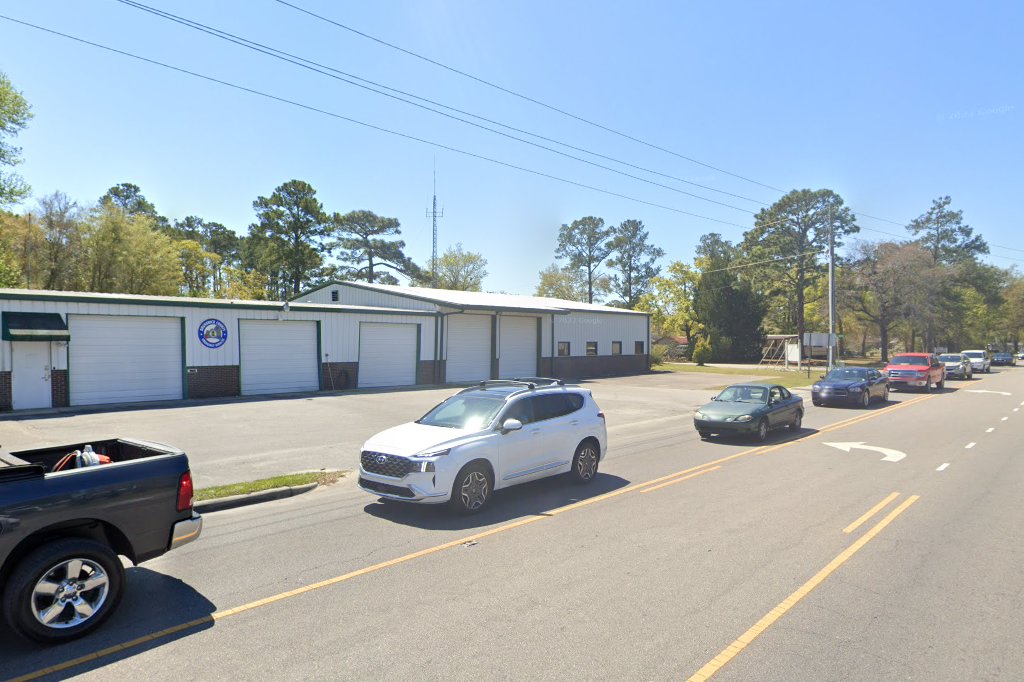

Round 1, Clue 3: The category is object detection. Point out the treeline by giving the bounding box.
[0,180,493,299]
[639,190,1023,362]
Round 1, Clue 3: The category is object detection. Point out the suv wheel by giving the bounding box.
[2,538,125,644]
[449,463,493,514]
[570,441,600,483]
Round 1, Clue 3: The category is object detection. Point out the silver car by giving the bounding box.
[939,353,973,380]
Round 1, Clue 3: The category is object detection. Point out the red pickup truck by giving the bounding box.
[884,353,946,392]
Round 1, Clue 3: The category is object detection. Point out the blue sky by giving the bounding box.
[2,0,1022,294]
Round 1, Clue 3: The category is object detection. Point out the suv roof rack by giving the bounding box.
[461,378,566,393]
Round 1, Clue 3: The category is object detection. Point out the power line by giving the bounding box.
[700,250,825,275]
[272,0,788,194]
[0,13,758,230]
[270,0,1023,258]
[112,0,767,214]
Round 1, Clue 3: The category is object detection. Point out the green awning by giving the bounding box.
[2,312,70,341]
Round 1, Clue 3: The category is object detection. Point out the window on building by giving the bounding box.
[612,341,622,355]
[330,290,339,302]
[557,342,570,356]
[635,341,645,354]
[586,342,598,356]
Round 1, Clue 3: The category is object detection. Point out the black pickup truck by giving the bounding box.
[0,438,202,643]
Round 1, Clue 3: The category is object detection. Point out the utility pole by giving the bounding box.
[827,203,836,371]
[424,160,443,288]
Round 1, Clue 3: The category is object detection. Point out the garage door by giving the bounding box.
[498,316,537,379]
[445,314,492,383]
[240,320,319,395]
[358,323,418,388]
[69,315,182,406]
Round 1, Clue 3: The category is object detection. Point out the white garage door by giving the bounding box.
[69,315,182,406]
[240,320,319,395]
[498,316,537,379]
[359,323,418,388]
[446,314,492,383]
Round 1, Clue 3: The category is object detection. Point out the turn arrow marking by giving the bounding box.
[824,441,907,462]
[966,390,1013,396]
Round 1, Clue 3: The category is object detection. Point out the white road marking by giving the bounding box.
[986,428,995,433]
[1002,417,1008,421]
[823,442,906,462]
[967,390,1013,396]
[936,463,950,471]
[966,442,976,449]
[1015,408,1020,413]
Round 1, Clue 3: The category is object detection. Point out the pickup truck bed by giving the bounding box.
[1,438,201,643]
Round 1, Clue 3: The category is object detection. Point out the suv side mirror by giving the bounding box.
[710,395,717,401]
[501,418,523,434]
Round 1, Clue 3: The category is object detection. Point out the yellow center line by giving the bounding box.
[640,465,721,494]
[10,392,939,682]
[687,495,920,682]
[842,491,901,534]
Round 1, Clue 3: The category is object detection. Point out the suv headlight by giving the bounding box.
[414,448,450,458]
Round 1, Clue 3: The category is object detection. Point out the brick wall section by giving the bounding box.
[551,354,648,381]
[322,362,357,391]
[0,371,10,411]
[51,370,69,408]
[186,365,240,399]
[418,360,441,385]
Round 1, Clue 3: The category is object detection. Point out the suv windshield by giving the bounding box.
[416,395,505,430]
[963,351,986,359]
[889,355,929,366]
[938,355,962,362]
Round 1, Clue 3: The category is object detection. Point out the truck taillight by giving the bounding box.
[177,471,194,512]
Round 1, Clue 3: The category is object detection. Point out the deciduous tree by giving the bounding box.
[417,243,487,291]
[536,263,609,302]
[0,71,33,207]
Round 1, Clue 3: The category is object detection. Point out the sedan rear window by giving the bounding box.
[938,355,962,362]
[417,395,505,430]
[963,352,986,359]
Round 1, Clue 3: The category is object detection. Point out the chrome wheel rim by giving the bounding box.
[32,558,109,630]
[758,421,768,440]
[576,447,598,480]
[793,413,802,429]
[862,392,870,407]
[460,471,489,510]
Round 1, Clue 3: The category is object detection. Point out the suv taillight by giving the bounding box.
[177,471,194,512]
[597,411,605,421]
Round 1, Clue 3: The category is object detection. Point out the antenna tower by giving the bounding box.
[425,162,443,287]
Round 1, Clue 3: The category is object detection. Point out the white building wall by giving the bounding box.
[297,284,437,311]
[0,298,436,371]
[547,312,649,358]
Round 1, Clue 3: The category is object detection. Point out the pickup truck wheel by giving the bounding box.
[570,441,599,483]
[449,463,493,515]
[924,379,932,393]
[937,377,945,390]
[3,538,125,644]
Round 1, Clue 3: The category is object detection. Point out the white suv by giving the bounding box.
[961,350,991,374]
[358,380,608,514]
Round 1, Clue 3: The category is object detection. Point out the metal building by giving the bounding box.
[0,284,649,412]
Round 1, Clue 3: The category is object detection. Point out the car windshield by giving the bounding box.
[963,351,985,359]
[889,355,929,366]
[716,386,768,403]
[824,368,870,380]
[416,395,506,430]
[938,355,962,362]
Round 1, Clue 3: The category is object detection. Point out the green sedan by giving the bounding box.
[693,383,804,442]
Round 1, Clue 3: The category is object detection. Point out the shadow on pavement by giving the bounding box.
[363,472,631,531]
[0,567,215,681]
[700,427,820,445]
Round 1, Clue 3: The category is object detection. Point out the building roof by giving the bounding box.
[306,281,648,316]
[0,288,434,316]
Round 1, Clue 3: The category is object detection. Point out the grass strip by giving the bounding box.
[194,470,347,502]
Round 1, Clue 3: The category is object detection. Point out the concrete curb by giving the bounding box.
[195,481,319,513]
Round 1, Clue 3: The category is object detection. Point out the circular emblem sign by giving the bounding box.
[198,319,228,349]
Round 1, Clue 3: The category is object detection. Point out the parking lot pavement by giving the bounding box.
[0,372,773,488]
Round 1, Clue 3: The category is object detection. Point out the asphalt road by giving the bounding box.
[2,368,1022,681]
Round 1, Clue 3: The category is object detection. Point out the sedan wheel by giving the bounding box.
[860,391,870,408]
[789,411,803,432]
[883,386,890,402]
[755,418,769,442]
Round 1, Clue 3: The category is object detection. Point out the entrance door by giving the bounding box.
[12,342,52,410]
